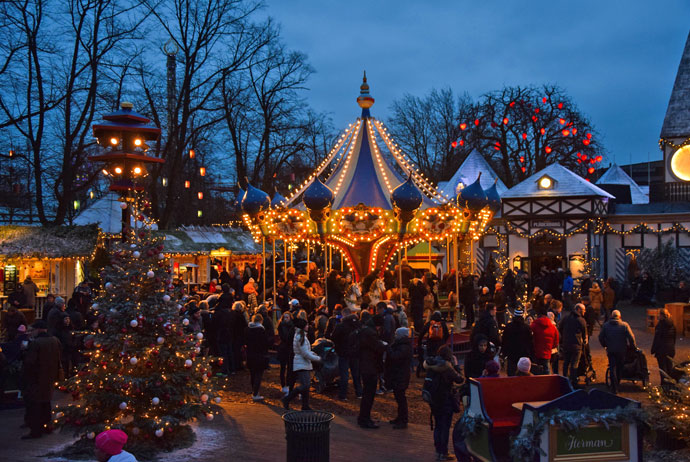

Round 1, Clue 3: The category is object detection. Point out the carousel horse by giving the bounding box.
[367,278,386,307]
[344,282,362,311]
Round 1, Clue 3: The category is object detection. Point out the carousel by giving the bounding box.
[240,74,501,304]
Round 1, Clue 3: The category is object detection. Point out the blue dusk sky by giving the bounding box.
[265,0,690,165]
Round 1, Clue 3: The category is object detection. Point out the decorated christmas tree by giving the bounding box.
[56,224,220,455]
[647,362,690,446]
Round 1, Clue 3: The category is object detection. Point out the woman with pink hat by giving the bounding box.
[95,429,137,462]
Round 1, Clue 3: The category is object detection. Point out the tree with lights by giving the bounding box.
[56,226,219,455]
[647,361,690,448]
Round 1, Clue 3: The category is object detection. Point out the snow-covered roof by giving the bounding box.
[74,192,157,234]
[596,164,649,204]
[502,163,615,199]
[438,149,508,198]
[661,30,690,138]
[0,225,99,258]
[156,226,260,255]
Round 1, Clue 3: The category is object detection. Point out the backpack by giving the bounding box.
[428,320,443,340]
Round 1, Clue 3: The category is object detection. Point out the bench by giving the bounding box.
[469,375,572,434]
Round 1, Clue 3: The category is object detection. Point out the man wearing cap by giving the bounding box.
[95,429,137,461]
[22,320,62,439]
[599,310,636,394]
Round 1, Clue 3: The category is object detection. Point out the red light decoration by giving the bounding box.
[197,192,204,200]
[587,133,592,139]
[587,167,595,174]
[585,178,591,182]
[460,123,467,130]
[459,139,465,146]
[199,167,206,176]
[572,128,578,135]
[519,156,525,163]
[542,97,548,103]
[577,159,582,164]
[491,121,498,128]
[503,117,509,125]
[559,118,566,125]
[451,141,458,148]
[534,108,540,114]
[540,128,546,135]
[532,116,539,122]
[521,167,526,173]
[545,146,552,154]
[582,139,590,146]
[596,155,603,162]
[184,181,190,188]
[522,133,528,140]
[562,129,570,136]
[558,102,563,109]
[509,101,516,107]
[474,119,480,126]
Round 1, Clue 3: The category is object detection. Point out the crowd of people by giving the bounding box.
[0,259,686,461]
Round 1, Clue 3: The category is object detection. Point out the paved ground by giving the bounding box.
[1,301,689,461]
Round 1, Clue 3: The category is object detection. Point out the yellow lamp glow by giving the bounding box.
[671,146,690,182]
[133,166,142,175]
[109,137,118,145]
[114,166,123,174]
[539,177,552,189]
[134,138,142,146]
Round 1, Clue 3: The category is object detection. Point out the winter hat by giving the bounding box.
[55,296,65,307]
[293,318,307,330]
[31,320,47,330]
[517,357,531,374]
[395,327,410,339]
[485,360,500,375]
[95,429,128,455]
[513,308,524,317]
[290,299,300,306]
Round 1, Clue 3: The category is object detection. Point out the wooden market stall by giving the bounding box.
[0,224,99,317]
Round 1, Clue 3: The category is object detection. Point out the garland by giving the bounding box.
[509,405,646,461]
[456,412,485,439]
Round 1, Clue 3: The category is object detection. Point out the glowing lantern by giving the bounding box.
[558,102,563,109]
[596,155,603,162]
[582,139,590,146]
[572,128,578,135]
[586,133,592,139]
[521,167,526,173]
[197,210,203,217]
[542,97,548,103]
[509,101,516,107]
[545,146,552,154]
[199,167,206,176]
[559,118,566,125]
[522,133,528,140]
[474,119,480,126]
[502,117,509,125]
[460,123,467,130]
[540,128,546,135]
[197,192,204,200]
[184,181,190,188]
[532,116,539,122]
[562,130,570,136]
[519,156,525,163]
[451,141,458,148]
[587,167,595,174]
[459,139,465,146]
[534,108,540,114]
[189,149,195,159]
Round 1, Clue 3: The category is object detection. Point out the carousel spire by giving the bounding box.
[356,71,375,117]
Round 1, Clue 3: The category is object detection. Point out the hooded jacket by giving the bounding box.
[244,322,268,369]
[471,309,501,349]
[292,328,320,371]
[423,356,464,411]
[598,318,636,354]
[530,316,559,360]
[464,334,493,379]
[501,316,534,361]
[386,335,413,389]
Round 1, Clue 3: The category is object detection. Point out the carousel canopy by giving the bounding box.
[0,224,99,258]
[74,192,158,234]
[283,73,446,210]
[596,164,649,204]
[439,149,508,198]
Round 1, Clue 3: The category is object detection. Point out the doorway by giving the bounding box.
[529,233,566,278]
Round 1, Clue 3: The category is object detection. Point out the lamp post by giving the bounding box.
[89,102,164,241]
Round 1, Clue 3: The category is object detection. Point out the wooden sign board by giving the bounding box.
[549,423,629,461]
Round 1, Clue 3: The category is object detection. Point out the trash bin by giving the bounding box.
[282,410,334,462]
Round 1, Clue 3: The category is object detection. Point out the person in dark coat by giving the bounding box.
[2,305,28,341]
[276,312,294,394]
[219,268,232,286]
[46,297,66,337]
[22,320,63,439]
[477,287,492,312]
[217,284,235,310]
[357,314,387,429]
[212,302,234,375]
[41,294,56,322]
[8,284,25,309]
[55,313,75,378]
[502,269,517,308]
[386,327,413,428]
[257,304,275,348]
[459,268,476,327]
[244,314,269,400]
[331,308,362,400]
[599,310,636,394]
[493,283,508,328]
[501,308,534,376]
[651,308,676,384]
[424,345,464,461]
[470,303,501,350]
[376,302,396,344]
[409,278,428,333]
[229,301,248,371]
[420,311,450,359]
[559,303,588,386]
[464,334,493,380]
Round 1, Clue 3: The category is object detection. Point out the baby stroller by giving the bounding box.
[605,346,649,389]
[311,338,339,393]
[577,343,597,385]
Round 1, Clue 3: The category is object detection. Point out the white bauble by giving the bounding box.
[157,336,165,344]
[182,318,189,326]
[120,202,128,210]
[205,413,214,421]
[110,308,117,313]
[184,359,193,368]
[163,295,171,303]
[201,394,209,402]
[130,357,138,365]
[155,429,164,437]
[132,251,140,258]
[105,282,113,290]
[147,270,155,278]
[194,347,201,354]
[176,304,182,310]
[214,397,221,404]
[119,402,127,410]
[152,397,160,405]
[55,412,64,419]
[158,253,165,260]
[196,332,204,340]
[91,303,99,310]
[131,427,140,435]
[87,432,95,439]
[130,319,138,328]
[130,244,137,249]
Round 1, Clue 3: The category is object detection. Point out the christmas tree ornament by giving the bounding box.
[147,270,155,278]
[130,244,137,249]
[130,357,138,365]
[130,319,138,328]
[196,332,204,340]
[201,394,209,402]
[158,253,165,260]
[214,397,221,404]
[120,202,128,210]
[119,402,127,410]
[105,282,113,290]
[206,414,214,421]
[131,427,140,435]
[155,429,164,437]
[185,359,193,368]
[132,251,141,258]
[194,347,201,354]
[152,397,160,405]
[87,432,95,439]
[163,295,171,302]
[182,318,190,326]
[91,303,99,310]
[157,336,165,344]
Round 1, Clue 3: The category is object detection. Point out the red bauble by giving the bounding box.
[139,232,146,238]
[146,362,153,368]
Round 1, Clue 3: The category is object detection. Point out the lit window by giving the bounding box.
[537,175,554,190]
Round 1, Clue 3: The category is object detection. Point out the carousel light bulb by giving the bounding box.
[110,137,118,145]
[114,166,123,174]
[134,138,142,146]
[133,166,142,175]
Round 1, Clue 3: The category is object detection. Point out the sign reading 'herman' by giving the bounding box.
[549,424,630,461]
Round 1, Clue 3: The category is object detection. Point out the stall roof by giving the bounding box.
[74,192,157,234]
[502,163,614,199]
[155,226,260,255]
[596,164,649,204]
[438,149,508,198]
[0,224,99,258]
